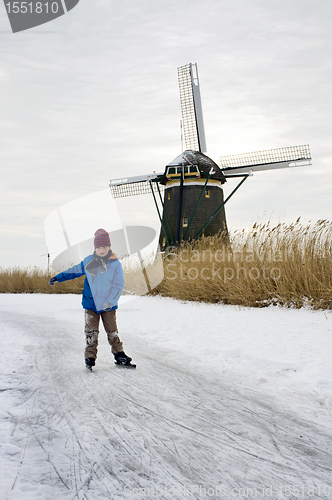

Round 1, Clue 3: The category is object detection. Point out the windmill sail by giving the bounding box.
[221,145,311,177]
[109,173,164,198]
[178,63,207,153]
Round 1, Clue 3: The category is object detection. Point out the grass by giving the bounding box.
[0,219,331,309]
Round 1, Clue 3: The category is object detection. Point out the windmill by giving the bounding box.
[110,63,312,250]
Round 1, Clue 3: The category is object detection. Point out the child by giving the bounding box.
[49,228,132,369]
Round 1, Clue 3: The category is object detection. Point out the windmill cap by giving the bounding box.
[165,150,226,183]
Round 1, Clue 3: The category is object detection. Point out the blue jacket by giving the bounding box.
[55,253,124,313]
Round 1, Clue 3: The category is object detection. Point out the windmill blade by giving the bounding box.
[109,173,164,198]
[220,145,312,177]
[178,63,207,153]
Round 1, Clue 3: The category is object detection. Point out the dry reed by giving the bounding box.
[0,267,84,294]
[0,219,331,309]
[155,219,332,309]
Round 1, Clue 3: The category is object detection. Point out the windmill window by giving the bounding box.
[183,217,188,227]
[167,191,171,200]
[205,189,210,198]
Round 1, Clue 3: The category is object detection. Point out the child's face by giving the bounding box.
[95,246,111,257]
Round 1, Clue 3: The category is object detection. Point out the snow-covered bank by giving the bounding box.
[0,294,331,499]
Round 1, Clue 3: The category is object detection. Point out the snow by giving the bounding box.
[0,293,332,499]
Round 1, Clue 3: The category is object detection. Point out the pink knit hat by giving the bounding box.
[94,228,111,249]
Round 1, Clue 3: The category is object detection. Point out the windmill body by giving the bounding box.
[158,150,227,248]
[109,63,312,251]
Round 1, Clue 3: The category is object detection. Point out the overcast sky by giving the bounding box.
[0,0,331,268]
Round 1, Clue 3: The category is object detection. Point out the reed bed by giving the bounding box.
[122,253,164,297]
[0,267,84,294]
[155,219,332,309]
[0,219,331,309]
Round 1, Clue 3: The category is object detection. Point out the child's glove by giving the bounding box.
[49,277,58,286]
[102,301,113,311]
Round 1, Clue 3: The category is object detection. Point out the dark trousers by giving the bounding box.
[84,309,123,360]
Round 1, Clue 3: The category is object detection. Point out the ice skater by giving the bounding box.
[49,228,134,369]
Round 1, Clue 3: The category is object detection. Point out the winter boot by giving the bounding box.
[114,351,132,365]
[85,357,95,370]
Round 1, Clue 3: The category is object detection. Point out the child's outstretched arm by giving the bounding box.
[48,262,84,286]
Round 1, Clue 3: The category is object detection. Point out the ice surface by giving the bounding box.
[0,294,331,499]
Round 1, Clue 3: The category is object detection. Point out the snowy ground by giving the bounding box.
[0,294,332,500]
